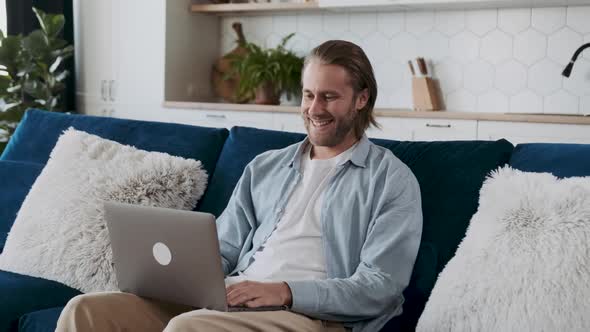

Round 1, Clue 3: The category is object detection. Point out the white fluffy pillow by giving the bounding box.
[417,166,590,332]
[0,128,208,293]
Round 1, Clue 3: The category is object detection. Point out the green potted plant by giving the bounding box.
[0,8,74,152]
[227,33,304,105]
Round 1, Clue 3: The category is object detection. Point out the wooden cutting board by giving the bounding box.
[212,22,249,103]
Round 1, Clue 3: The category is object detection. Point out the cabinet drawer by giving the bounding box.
[164,109,276,130]
[404,118,477,141]
[477,121,590,144]
[274,113,307,134]
[78,95,110,117]
[199,110,275,130]
[368,117,412,140]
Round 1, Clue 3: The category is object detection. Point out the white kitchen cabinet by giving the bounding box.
[477,121,590,144]
[162,109,276,131]
[274,113,307,134]
[404,118,478,141]
[73,0,114,109]
[369,118,477,141]
[367,117,412,140]
[197,110,276,130]
[273,113,477,141]
[74,0,165,118]
[111,0,165,106]
[76,93,121,118]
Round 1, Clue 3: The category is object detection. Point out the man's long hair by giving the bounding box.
[304,40,379,139]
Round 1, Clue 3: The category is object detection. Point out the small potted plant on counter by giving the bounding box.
[227,33,303,105]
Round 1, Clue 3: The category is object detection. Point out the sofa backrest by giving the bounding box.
[201,126,515,330]
[509,143,590,177]
[2,112,517,329]
[0,109,229,178]
[372,138,514,330]
[197,126,306,216]
[0,161,44,251]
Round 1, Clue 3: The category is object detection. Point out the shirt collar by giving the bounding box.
[285,134,370,169]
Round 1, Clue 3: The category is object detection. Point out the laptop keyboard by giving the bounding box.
[228,305,289,312]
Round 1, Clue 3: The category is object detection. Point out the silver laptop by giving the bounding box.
[103,201,286,312]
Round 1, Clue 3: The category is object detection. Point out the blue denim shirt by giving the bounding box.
[216,135,423,332]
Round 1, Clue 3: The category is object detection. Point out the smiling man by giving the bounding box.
[56,40,423,332]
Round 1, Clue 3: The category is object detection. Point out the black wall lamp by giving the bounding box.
[562,43,590,78]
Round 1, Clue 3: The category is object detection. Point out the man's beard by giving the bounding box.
[303,103,357,147]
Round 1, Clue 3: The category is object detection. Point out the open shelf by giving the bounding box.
[190,2,319,14]
[190,0,590,14]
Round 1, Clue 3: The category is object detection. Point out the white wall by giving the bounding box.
[221,6,590,114]
[0,1,6,34]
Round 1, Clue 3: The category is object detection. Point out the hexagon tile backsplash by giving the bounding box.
[221,6,590,114]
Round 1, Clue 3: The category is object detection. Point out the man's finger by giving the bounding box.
[245,298,265,308]
[231,292,258,306]
[226,281,249,294]
[227,288,249,304]
[226,281,252,299]
[228,286,264,306]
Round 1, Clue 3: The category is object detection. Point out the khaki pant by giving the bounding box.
[56,292,347,332]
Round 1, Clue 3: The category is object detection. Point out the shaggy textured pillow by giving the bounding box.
[417,166,590,331]
[0,128,207,293]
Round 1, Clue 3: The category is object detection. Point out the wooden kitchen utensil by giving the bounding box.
[408,60,416,76]
[411,57,442,111]
[416,57,428,75]
[212,22,249,103]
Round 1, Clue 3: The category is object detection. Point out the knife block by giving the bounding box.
[412,77,442,111]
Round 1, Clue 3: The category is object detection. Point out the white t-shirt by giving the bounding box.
[225,143,356,286]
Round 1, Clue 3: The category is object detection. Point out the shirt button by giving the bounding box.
[276,208,283,214]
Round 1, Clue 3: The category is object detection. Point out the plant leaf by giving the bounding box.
[33,8,48,34]
[23,80,48,99]
[0,35,22,75]
[0,102,22,113]
[54,70,68,82]
[49,56,62,73]
[23,30,50,56]
[6,84,21,93]
[48,15,66,38]
[33,8,65,39]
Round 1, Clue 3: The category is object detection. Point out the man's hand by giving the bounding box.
[226,281,293,308]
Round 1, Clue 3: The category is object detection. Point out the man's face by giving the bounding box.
[301,61,360,148]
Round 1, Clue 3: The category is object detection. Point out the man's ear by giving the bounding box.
[356,89,369,111]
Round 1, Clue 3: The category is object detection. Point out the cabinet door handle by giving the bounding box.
[101,80,108,102]
[426,123,451,128]
[108,80,116,102]
[206,114,227,119]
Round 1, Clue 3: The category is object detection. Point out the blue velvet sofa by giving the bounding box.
[1,109,589,332]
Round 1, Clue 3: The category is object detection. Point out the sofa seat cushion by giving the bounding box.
[18,307,64,332]
[0,160,44,252]
[0,109,229,178]
[0,270,80,332]
[509,143,590,178]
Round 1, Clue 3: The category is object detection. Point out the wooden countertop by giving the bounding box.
[163,101,590,125]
